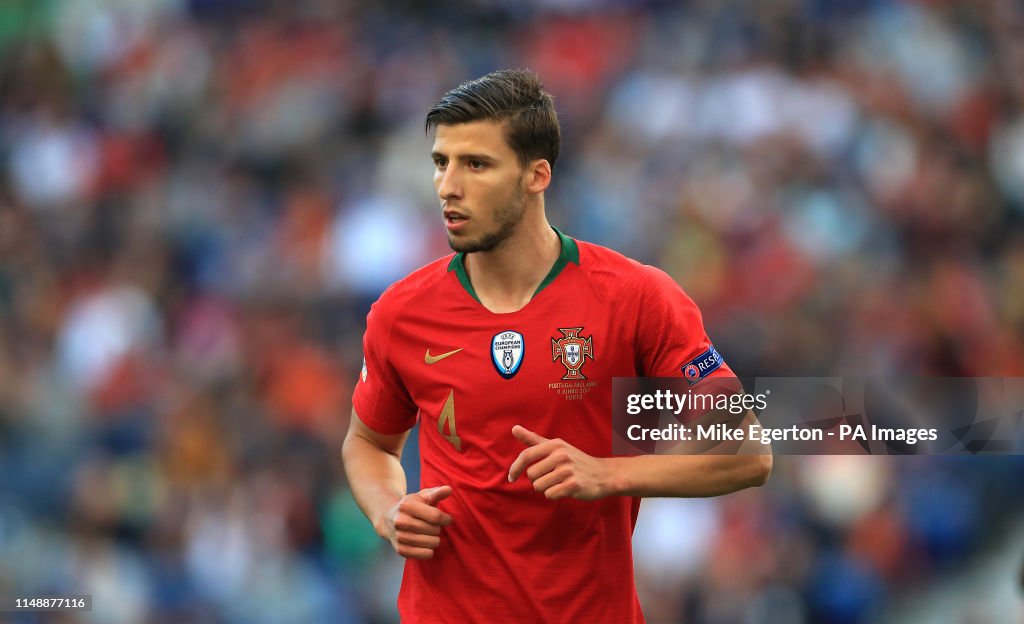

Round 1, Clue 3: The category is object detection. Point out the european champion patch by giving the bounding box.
[682,345,723,384]
[492,330,524,379]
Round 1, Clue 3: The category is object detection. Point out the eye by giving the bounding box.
[433,157,448,169]
[468,160,486,170]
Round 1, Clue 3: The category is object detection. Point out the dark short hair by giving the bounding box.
[425,69,561,170]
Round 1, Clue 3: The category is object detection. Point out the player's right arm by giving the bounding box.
[343,409,453,559]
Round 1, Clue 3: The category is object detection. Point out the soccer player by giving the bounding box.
[342,69,772,623]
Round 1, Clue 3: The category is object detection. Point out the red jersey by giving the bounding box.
[352,229,732,623]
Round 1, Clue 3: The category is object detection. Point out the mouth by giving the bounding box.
[444,209,469,231]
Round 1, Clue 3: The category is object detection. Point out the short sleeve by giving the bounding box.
[634,265,734,383]
[352,302,418,434]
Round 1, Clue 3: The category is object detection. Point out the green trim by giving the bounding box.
[448,252,481,303]
[535,227,579,294]
[447,227,579,303]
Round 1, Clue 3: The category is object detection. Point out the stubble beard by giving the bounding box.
[447,181,526,254]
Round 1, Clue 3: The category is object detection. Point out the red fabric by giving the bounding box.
[352,237,731,623]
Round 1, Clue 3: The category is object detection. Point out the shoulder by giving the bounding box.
[575,239,682,299]
[366,254,455,328]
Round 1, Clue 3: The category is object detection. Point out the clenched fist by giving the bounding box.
[379,485,454,559]
[507,426,611,500]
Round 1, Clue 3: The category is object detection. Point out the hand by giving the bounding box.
[379,485,454,559]
[507,426,611,500]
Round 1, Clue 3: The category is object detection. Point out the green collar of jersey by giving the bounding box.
[447,227,580,304]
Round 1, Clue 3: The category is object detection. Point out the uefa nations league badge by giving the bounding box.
[491,330,524,379]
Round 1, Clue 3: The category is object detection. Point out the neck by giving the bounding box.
[463,211,561,313]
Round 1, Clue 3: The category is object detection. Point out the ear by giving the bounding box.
[523,159,552,194]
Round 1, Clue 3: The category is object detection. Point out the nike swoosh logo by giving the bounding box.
[425,348,463,364]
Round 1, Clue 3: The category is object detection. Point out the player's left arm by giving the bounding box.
[507,413,771,499]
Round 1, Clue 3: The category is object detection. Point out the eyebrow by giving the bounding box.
[431,151,497,163]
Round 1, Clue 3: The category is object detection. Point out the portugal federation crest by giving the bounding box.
[551,327,594,380]
[491,330,524,379]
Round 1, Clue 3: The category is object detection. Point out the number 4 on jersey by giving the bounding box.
[438,389,462,451]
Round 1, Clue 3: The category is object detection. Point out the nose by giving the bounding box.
[436,167,463,202]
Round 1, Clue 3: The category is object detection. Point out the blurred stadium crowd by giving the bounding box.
[0,0,1023,622]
